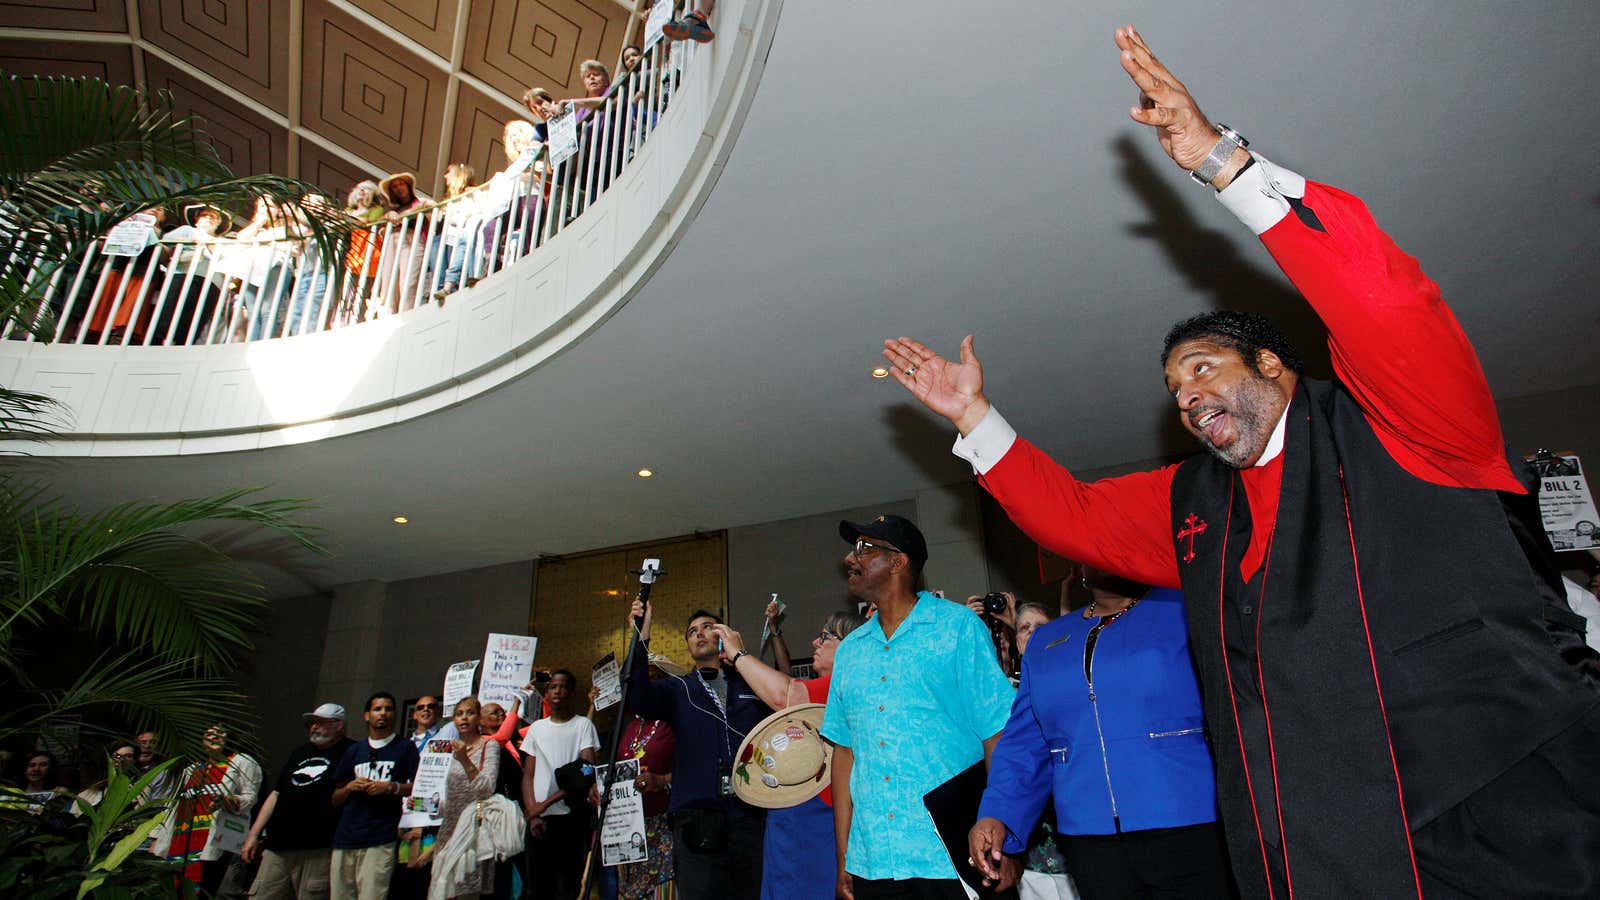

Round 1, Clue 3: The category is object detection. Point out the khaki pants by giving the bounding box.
[331,843,397,900]
[248,848,332,900]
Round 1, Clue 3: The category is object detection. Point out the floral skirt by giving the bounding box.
[618,813,673,900]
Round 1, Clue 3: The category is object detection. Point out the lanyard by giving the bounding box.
[695,671,734,760]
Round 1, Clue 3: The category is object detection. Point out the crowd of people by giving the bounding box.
[50,0,717,348]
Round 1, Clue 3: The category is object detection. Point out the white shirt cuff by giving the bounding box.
[951,406,1017,475]
[1215,153,1307,235]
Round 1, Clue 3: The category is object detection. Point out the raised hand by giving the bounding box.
[710,625,745,660]
[1115,25,1244,184]
[629,598,653,642]
[882,335,990,435]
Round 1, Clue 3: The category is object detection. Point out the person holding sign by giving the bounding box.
[883,24,1600,899]
[519,669,600,900]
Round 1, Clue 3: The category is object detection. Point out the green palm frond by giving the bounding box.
[0,74,351,341]
[1,650,258,759]
[3,486,325,670]
[0,385,70,444]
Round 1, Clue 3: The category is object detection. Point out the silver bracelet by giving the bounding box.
[1190,124,1248,186]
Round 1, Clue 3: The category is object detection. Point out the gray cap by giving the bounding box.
[302,702,346,722]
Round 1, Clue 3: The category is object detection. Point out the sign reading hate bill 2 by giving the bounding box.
[1529,453,1600,551]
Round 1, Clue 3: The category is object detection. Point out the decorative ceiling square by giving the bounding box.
[137,0,288,113]
[462,0,628,98]
[144,55,288,176]
[0,38,134,83]
[0,0,126,32]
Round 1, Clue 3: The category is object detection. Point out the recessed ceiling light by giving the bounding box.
[871,367,889,379]
[637,468,654,478]
[392,515,409,524]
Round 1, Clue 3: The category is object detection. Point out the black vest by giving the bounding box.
[1169,379,1594,899]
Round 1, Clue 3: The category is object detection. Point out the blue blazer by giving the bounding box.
[978,588,1217,846]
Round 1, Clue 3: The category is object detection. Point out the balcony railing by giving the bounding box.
[23,39,693,348]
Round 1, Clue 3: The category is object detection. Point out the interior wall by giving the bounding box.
[533,532,729,682]
[373,561,538,711]
[237,590,333,774]
[726,499,917,659]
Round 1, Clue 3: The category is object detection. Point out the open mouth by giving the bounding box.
[1192,407,1229,444]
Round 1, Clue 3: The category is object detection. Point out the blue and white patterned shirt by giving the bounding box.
[821,591,1015,881]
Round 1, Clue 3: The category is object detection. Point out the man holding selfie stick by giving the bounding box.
[622,598,771,899]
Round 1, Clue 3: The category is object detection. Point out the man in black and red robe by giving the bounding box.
[882,25,1599,900]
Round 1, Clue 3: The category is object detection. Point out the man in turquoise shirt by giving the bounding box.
[821,515,1016,900]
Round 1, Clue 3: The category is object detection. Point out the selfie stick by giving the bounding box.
[580,559,664,897]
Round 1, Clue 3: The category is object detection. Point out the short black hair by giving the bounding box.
[549,668,579,688]
[1160,310,1304,375]
[685,609,723,633]
[365,691,396,712]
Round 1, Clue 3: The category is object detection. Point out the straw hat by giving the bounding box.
[182,203,232,232]
[732,703,830,809]
[378,172,417,201]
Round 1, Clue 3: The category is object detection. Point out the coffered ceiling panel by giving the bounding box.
[297,138,380,201]
[144,56,288,177]
[0,0,126,32]
[302,0,448,180]
[446,84,519,196]
[346,0,454,61]
[0,38,133,83]
[0,0,626,204]
[137,0,289,113]
[462,0,628,99]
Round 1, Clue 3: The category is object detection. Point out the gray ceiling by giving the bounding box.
[29,0,1600,592]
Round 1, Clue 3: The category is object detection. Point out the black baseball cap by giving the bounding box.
[839,515,928,572]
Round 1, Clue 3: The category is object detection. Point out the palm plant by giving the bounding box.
[0,73,349,342]
[0,759,186,898]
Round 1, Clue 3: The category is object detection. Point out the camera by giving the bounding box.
[982,592,1010,615]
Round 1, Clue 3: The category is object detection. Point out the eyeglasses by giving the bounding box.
[817,629,842,643]
[851,538,898,560]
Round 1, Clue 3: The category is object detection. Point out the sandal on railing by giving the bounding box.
[664,11,715,43]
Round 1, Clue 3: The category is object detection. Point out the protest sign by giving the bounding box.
[103,213,157,257]
[597,758,647,866]
[592,652,621,711]
[548,108,579,165]
[399,738,453,828]
[479,633,537,708]
[1528,453,1600,551]
[212,810,249,854]
[442,659,480,713]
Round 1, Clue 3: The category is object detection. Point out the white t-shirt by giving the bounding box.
[519,715,600,816]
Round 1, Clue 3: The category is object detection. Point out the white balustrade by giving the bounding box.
[23,46,689,348]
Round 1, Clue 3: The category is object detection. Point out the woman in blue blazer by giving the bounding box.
[970,567,1234,898]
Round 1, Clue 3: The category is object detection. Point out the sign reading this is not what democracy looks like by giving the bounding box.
[479,633,537,708]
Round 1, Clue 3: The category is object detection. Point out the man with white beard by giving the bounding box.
[243,703,355,899]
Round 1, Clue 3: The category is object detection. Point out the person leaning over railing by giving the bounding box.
[340,180,388,326]
[431,163,480,300]
[280,193,335,337]
[467,121,545,285]
[377,172,429,316]
[150,203,230,345]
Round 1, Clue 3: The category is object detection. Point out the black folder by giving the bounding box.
[921,761,1020,900]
